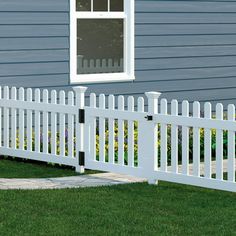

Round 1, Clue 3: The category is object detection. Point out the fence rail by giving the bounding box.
[0,86,235,192]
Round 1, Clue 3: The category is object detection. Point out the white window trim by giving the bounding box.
[70,0,135,84]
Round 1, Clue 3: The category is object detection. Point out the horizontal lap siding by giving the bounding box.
[65,0,236,107]
[1,0,236,107]
[0,0,68,11]
[68,0,236,106]
[0,0,69,87]
[133,0,236,104]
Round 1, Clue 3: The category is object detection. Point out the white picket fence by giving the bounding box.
[77,56,123,74]
[0,86,235,192]
[84,91,236,192]
[0,86,86,172]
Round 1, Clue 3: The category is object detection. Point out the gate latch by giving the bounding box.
[145,115,153,121]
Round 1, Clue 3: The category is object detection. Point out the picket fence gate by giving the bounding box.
[0,86,235,193]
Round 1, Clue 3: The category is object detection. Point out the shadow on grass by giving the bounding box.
[0,156,99,178]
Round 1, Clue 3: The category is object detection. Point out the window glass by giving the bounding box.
[110,0,123,11]
[76,0,91,11]
[93,0,108,11]
[77,19,124,74]
[76,0,123,12]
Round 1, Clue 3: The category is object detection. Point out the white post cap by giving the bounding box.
[145,91,161,99]
[73,86,88,94]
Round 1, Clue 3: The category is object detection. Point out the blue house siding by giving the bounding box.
[0,0,236,106]
[0,0,69,87]
[134,0,236,105]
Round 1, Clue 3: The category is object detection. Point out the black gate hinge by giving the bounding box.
[79,109,85,124]
[79,151,85,166]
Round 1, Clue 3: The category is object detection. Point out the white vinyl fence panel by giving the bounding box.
[0,86,87,171]
[0,86,235,193]
[84,90,236,192]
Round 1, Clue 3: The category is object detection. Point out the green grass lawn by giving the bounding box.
[0,157,235,235]
[0,182,235,235]
[0,156,97,178]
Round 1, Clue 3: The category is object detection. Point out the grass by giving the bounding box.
[0,156,97,178]
[0,157,235,235]
[0,182,235,235]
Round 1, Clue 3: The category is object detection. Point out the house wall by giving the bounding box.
[0,0,69,87]
[1,0,236,107]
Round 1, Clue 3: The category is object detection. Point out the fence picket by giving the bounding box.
[34,89,41,152]
[68,91,74,158]
[83,59,88,72]
[216,103,223,180]
[120,58,123,68]
[137,97,144,167]
[227,104,235,182]
[114,60,119,71]
[59,91,66,157]
[90,93,97,161]
[19,87,25,150]
[42,90,49,154]
[193,101,200,177]
[95,59,100,73]
[137,97,144,113]
[77,55,83,71]
[108,59,112,70]
[3,86,9,148]
[160,99,168,171]
[204,102,212,179]
[102,59,106,71]
[171,100,178,173]
[118,95,125,165]
[182,100,189,175]
[108,94,115,164]
[11,87,17,149]
[26,88,33,151]
[128,96,135,167]
[99,94,106,162]
[90,60,95,71]
[51,90,57,155]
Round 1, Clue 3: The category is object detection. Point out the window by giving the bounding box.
[70,0,135,83]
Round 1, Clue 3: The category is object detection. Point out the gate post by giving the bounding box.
[139,91,161,184]
[73,86,88,173]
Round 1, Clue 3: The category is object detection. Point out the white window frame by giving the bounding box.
[70,0,135,84]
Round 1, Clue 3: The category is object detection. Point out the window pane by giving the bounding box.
[76,0,91,11]
[77,19,124,74]
[110,0,123,11]
[93,0,107,11]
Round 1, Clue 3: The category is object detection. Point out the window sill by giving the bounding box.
[70,73,135,84]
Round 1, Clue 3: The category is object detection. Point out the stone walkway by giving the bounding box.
[0,159,234,190]
[168,159,235,175]
[0,173,146,190]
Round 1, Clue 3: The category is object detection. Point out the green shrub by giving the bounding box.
[96,122,232,165]
[12,122,232,165]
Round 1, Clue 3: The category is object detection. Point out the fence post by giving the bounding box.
[139,91,161,184]
[73,86,88,173]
